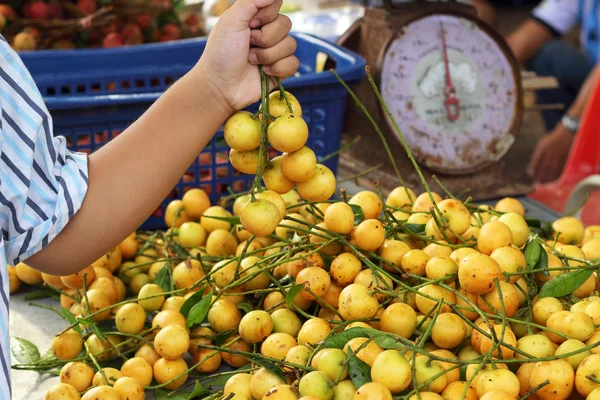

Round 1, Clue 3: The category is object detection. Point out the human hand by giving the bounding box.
[527,124,574,183]
[194,0,299,115]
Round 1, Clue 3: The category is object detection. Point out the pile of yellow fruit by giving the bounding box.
[9,88,600,400]
[8,183,600,400]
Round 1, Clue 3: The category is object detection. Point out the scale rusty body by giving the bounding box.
[335,0,528,200]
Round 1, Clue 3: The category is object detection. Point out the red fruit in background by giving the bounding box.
[121,23,143,45]
[151,0,172,8]
[23,26,42,43]
[47,0,64,18]
[184,14,199,28]
[135,13,153,30]
[102,19,120,35]
[51,39,76,49]
[77,0,97,16]
[159,24,181,42]
[102,32,123,48]
[12,32,37,51]
[29,1,50,19]
[185,14,199,33]
[148,27,160,42]
[21,2,33,18]
[0,5,16,19]
[89,29,101,44]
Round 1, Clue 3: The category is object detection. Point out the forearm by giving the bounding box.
[506,19,553,63]
[471,0,495,26]
[26,69,231,275]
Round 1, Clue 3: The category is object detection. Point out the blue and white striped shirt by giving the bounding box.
[533,0,600,64]
[0,36,89,398]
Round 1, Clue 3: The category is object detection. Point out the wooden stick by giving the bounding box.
[520,71,538,78]
[525,104,565,111]
[522,76,559,91]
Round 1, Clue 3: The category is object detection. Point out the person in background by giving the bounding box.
[507,0,600,183]
[0,0,296,395]
[361,0,496,26]
[471,0,496,26]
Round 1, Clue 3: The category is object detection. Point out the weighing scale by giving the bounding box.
[336,0,530,200]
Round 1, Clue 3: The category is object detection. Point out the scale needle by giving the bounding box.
[441,20,460,122]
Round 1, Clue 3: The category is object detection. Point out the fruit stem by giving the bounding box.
[362,66,430,198]
[519,380,550,400]
[249,66,271,200]
[340,187,348,203]
[196,343,314,371]
[319,135,361,163]
[305,286,344,320]
[275,77,294,113]
[417,300,442,348]
[84,341,109,385]
[409,351,422,400]
[330,68,410,196]
[57,288,186,337]
[337,164,382,184]
[432,175,457,200]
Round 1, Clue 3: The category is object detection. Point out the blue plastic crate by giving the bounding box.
[19,33,366,230]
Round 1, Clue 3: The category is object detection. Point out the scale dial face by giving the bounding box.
[380,14,521,174]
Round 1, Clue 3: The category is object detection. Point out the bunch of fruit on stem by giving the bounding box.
[224,86,337,240]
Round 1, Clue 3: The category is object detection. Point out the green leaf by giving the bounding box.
[405,223,426,234]
[180,290,206,318]
[53,307,81,335]
[524,239,542,272]
[529,227,545,237]
[323,327,373,349]
[97,319,118,334]
[38,348,56,363]
[11,337,40,365]
[172,242,191,259]
[157,9,181,27]
[173,0,186,11]
[188,381,210,399]
[524,217,541,228]
[286,284,305,308]
[538,269,594,299]
[322,254,334,272]
[349,204,365,225]
[253,357,286,382]
[237,302,253,314]
[372,334,409,349]
[346,348,371,389]
[535,249,550,277]
[154,264,172,292]
[77,317,105,339]
[187,294,213,328]
[323,327,409,350]
[24,290,57,301]
[214,329,237,346]
[541,222,554,238]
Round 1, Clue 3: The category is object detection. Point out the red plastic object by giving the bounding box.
[528,75,600,224]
